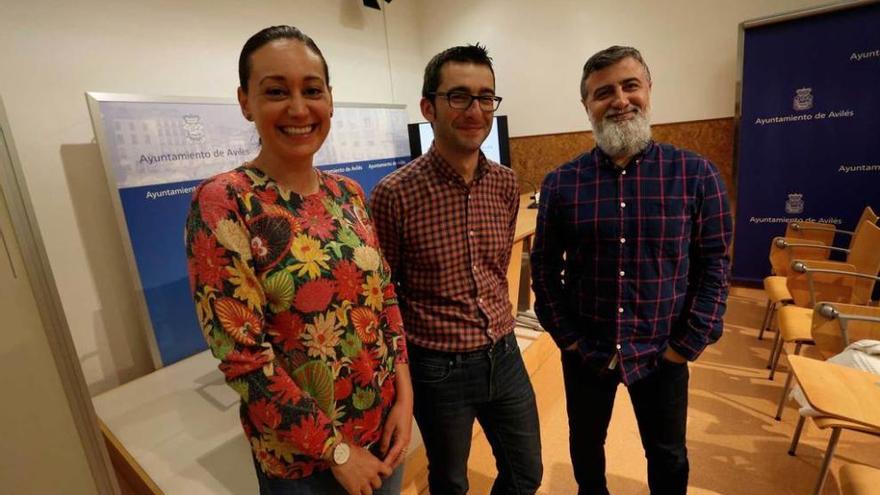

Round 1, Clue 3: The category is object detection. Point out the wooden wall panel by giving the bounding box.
[509,117,737,211]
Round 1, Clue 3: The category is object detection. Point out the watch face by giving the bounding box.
[333,442,351,465]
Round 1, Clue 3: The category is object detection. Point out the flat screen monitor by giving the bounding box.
[407,115,510,166]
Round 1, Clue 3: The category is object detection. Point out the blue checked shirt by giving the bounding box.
[530,141,732,384]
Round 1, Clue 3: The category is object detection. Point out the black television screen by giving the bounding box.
[407,115,510,166]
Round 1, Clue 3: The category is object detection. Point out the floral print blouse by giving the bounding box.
[185,165,407,479]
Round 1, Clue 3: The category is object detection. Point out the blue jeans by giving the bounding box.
[409,332,543,495]
[561,350,690,495]
[254,461,404,495]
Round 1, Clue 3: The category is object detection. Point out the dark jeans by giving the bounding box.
[561,351,689,495]
[253,460,404,495]
[409,333,543,495]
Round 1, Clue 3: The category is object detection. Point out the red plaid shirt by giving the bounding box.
[370,146,519,352]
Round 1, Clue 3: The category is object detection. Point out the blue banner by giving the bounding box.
[734,3,880,283]
[89,95,409,366]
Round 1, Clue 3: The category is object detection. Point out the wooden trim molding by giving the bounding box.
[101,420,164,495]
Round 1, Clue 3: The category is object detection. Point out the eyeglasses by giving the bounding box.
[430,91,503,111]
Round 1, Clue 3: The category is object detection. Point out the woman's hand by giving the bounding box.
[380,364,413,468]
[330,444,391,495]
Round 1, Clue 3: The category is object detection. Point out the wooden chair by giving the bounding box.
[759,237,827,341]
[777,301,880,419]
[759,206,878,341]
[788,206,876,245]
[785,303,880,494]
[766,219,880,381]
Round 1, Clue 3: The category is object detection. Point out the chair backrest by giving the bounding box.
[784,221,836,245]
[784,206,876,250]
[858,206,878,231]
[840,206,879,250]
[787,260,857,308]
[845,220,880,303]
[768,237,826,276]
[812,302,880,359]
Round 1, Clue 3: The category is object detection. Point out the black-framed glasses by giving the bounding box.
[431,91,503,111]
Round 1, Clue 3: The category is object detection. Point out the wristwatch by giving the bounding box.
[331,441,351,466]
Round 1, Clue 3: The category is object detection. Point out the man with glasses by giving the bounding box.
[530,46,732,495]
[370,44,542,495]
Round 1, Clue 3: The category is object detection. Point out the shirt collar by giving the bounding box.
[593,140,656,171]
[427,144,491,186]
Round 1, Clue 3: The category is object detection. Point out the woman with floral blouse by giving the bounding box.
[185,25,412,495]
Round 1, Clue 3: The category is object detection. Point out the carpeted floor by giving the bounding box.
[462,287,879,494]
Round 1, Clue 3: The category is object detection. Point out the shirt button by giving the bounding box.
[619,270,625,277]
[478,297,483,303]
[620,202,626,208]
[620,238,626,244]
[472,264,477,271]
[621,170,627,175]
[618,307,624,313]
[469,230,475,237]
[616,344,622,350]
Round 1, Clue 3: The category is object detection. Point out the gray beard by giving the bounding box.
[591,110,652,160]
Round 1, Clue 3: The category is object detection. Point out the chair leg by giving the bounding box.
[775,368,796,421]
[812,428,841,495]
[758,299,774,340]
[767,324,782,370]
[772,341,802,389]
[758,299,773,340]
[788,415,807,455]
[768,332,784,380]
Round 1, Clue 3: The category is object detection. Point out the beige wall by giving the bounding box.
[413,0,826,137]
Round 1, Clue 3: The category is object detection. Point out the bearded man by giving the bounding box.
[529,46,732,495]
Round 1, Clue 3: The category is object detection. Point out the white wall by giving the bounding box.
[413,0,828,137]
[0,0,424,394]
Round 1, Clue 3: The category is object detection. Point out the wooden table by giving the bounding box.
[95,350,428,495]
[787,355,880,495]
[506,193,539,316]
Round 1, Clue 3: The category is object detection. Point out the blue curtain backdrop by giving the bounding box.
[734,2,880,283]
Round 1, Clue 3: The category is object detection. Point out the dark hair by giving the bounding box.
[422,44,494,100]
[580,45,651,100]
[238,25,329,92]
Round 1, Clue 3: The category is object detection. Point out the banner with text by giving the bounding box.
[734,3,880,283]
[87,94,409,366]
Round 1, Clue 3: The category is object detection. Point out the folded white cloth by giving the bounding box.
[790,339,880,417]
